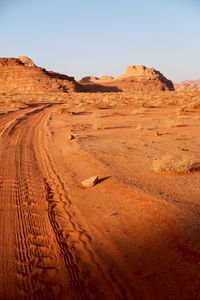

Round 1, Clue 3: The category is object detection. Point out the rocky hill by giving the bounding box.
[0,58,174,94]
[0,57,80,93]
[79,65,174,92]
[174,80,200,91]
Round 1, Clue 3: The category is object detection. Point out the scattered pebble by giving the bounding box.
[155,131,161,136]
[109,212,119,217]
[69,111,75,115]
[68,134,75,140]
[104,212,119,218]
[81,176,98,188]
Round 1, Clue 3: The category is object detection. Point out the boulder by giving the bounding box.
[18,56,36,67]
[81,176,98,188]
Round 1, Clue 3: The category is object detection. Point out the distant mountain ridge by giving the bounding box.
[181,79,200,84]
[174,79,200,91]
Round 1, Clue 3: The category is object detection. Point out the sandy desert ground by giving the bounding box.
[0,91,200,300]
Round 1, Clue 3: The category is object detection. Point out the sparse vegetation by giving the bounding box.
[92,113,105,130]
[56,104,70,114]
[152,154,194,174]
[0,91,200,111]
[169,118,182,128]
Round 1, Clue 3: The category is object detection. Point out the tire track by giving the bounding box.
[0,106,66,299]
[35,108,126,300]
[14,134,61,299]
[0,104,125,300]
[34,109,101,299]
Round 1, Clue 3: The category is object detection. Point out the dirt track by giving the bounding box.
[0,105,105,300]
[0,104,200,300]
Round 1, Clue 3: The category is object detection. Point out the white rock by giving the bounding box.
[81,176,98,188]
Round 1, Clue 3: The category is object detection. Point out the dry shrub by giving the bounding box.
[167,117,183,127]
[56,104,69,114]
[92,113,105,129]
[153,154,194,174]
[188,100,200,109]
[142,102,154,108]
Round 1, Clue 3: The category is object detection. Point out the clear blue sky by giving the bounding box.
[1,0,200,82]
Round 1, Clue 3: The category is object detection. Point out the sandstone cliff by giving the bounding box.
[79,65,174,92]
[0,57,79,93]
[110,65,174,91]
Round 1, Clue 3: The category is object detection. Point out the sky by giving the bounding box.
[0,0,200,83]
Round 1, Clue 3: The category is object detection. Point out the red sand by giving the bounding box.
[0,102,199,299]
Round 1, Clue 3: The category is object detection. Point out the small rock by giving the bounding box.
[81,176,98,188]
[69,111,75,115]
[68,134,75,140]
[155,131,160,136]
[109,212,119,217]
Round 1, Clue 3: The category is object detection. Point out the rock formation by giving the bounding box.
[0,58,174,94]
[0,57,80,93]
[111,65,174,91]
[79,65,174,92]
[80,75,114,83]
[80,76,100,82]
[18,56,36,67]
[174,80,200,91]
[99,76,114,82]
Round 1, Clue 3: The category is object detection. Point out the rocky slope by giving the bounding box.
[0,57,80,93]
[174,80,200,91]
[80,65,174,92]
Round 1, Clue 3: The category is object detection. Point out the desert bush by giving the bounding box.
[56,104,69,114]
[169,118,182,127]
[152,154,193,174]
[92,113,105,129]
[4,98,29,107]
[142,102,154,108]
[166,99,178,106]
[188,100,200,109]
[177,106,187,113]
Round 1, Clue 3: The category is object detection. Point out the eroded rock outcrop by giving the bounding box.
[99,76,114,82]
[18,56,36,67]
[80,76,100,82]
[112,65,174,91]
[0,57,80,93]
[79,65,174,92]
[80,75,114,83]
